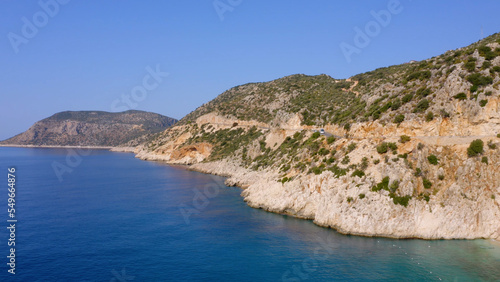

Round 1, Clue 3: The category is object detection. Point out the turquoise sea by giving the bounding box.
[0,147,499,281]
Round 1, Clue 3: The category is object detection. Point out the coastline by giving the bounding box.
[188,161,500,243]
[5,143,498,243]
[139,154,498,241]
[0,144,113,150]
[109,146,136,153]
[0,144,139,153]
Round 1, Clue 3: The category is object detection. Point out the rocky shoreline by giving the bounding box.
[136,153,500,241]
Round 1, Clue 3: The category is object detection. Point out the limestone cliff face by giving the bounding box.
[189,158,500,240]
[1,110,177,147]
[136,33,500,240]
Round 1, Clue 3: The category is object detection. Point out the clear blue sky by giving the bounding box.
[1,0,500,140]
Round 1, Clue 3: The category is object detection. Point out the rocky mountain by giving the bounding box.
[136,33,500,240]
[1,110,177,147]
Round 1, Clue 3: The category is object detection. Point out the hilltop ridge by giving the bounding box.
[1,110,177,147]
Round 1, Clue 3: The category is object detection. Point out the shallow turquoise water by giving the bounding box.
[0,147,499,281]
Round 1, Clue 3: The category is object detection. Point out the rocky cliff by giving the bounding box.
[136,33,500,240]
[1,110,177,147]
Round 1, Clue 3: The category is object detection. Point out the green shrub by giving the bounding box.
[487,141,496,149]
[423,178,432,189]
[259,140,267,151]
[479,99,488,107]
[407,70,431,81]
[328,164,347,178]
[351,170,365,178]
[485,91,492,96]
[373,159,380,165]
[481,156,488,164]
[372,176,390,192]
[482,61,492,70]
[359,193,365,199]
[467,139,484,157]
[402,93,413,104]
[310,164,326,175]
[280,164,291,172]
[387,142,398,151]
[325,157,335,165]
[464,59,476,72]
[438,174,445,180]
[423,195,430,202]
[454,92,467,100]
[467,73,493,87]
[341,155,350,164]
[414,99,430,113]
[389,180,400,193]
[416,87,431,97]
[311,132,321,139]
[360,157,369,171]
[347,143,357,153]
[327,136,336,144]
[425,112,434,122]
[400,135,411,143]
[295,162,306,171]
[478,45,499,60]
[415,167,422,177]
[394,114,405,124]
[347,197,353,203]
[427,155,439,165]
[318,148,330,156]
[498,134,500,138]
[391,194,412,207]
[376,142,388,154]
[391,99,401,111]
[380,102,392,113]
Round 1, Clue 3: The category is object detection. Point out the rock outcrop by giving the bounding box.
[1,110,177,147]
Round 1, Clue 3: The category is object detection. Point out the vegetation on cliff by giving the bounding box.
[142,33,500,215]
[180,33,500,130]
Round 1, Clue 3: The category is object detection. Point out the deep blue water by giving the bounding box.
[0,147,499,281]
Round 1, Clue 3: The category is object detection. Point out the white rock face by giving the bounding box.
[188,159,500,240]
